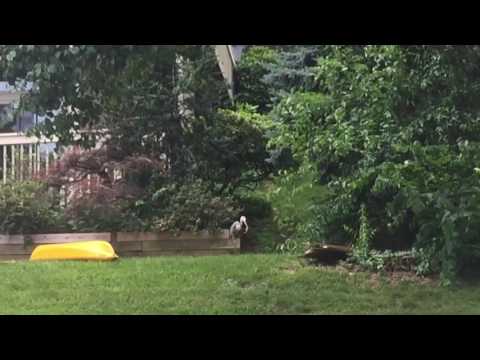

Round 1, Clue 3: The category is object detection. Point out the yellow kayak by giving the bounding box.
[30,241,119,262]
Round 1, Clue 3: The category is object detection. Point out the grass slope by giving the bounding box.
[0,255,479,315]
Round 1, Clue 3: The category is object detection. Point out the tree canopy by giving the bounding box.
[0,45,272,191]
[236,45,480,284]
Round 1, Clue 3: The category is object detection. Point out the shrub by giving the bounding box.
[351,204,376,264]
[266,45,480,284]
[233,168,328,253]
[189,105,275,194]
[44,146,161,233]
[149,180,243,232]
[346,250,418,274]
[0,181,65,234]
[267,168,329,250]
[237,196,272,220]
[64,188,145,233]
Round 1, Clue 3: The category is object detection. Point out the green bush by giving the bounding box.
[234,168,329,253]
[347,250,418,274]
[148,180,243,232]
[188,105,274,194]
[0,179,240,235]
[237,196,272,220]
[266,169,328,245]
[0,181,65,234]
[266,45,480,284]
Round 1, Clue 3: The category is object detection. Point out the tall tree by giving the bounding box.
[0,46,225,172]
[0,45,271,194]
[266,45,480,283]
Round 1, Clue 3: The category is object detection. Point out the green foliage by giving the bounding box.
[189,104,274,194]
[238,167,329,253]
[351,204,376,264]
[268,92,332,166]
[1,46,179,147]
[0,45,241,186]
[232,194,279,252]
[0,45,271,231]
[347,250,418,274]
[0,180,145,234]
[236,46,279,112]
[0,181,65,234]
[65,197,145,233]
[267,168,328,242]
[237,195,272,220]
[0,178,243,235]
[7,43,480,286]
[349,207,419,273]
[264,45,480,284]
[263,45,327,94]
[149,180,243,232]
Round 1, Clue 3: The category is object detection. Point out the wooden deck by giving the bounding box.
[0,133,57,184]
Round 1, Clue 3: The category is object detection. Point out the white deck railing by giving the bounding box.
[0,133,57,184]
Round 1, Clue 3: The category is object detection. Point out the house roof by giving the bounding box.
[215,45,247,100]
[228,45,247,67]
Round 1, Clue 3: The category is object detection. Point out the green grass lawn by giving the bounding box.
[1,254,480,315]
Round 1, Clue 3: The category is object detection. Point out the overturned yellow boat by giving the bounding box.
[30,241,119,262]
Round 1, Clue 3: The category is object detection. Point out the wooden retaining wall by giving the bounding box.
[0,230,240,261]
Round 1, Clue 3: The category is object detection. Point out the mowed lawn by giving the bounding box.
[1,254,480,315]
